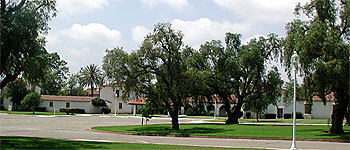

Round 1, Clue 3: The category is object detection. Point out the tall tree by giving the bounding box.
[283,0,349,133]
[103,23,197,130]
[0,0,57,89]
[40,52,69,95]
[79,64,101,97]
[196,33,283,124]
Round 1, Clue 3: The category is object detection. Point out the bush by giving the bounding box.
[238,111,244,118]
[59,108,85,115]
[284,114,292,119]
[186,107,207,116]
[34,107,46,112]
[102,107,111,114]
[245,112,251,119]
[296,112,304,119]
[0,106,5,110]
[264,113,276,119]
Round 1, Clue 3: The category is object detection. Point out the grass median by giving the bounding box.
[92,124,350,141]
[0,136,261,150]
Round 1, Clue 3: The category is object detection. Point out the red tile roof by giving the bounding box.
[84,90,100,96]
[40,95,97,102]
[312,93,335,102]
[128,98,147,105]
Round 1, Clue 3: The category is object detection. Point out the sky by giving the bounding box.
[46,0,309,78]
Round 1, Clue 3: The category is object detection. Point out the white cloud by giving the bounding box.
[56,0,109,15]
[213,0,309,23]
[141,0,188,10]
[131,26,151,44]
[46,23,122,73]
[61,23,121,46]
[171,18,252,49]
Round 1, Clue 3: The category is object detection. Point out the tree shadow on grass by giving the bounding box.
[128,125,225,136]
[317,132,350,141]
[0,136,108,150]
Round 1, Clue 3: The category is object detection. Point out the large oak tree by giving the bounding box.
[283,0,349,133]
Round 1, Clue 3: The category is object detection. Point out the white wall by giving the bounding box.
[40,101,100,114]
[311,101,332,119]
[100,86,136,114]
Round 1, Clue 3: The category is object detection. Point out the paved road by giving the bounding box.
[0,114,349,150]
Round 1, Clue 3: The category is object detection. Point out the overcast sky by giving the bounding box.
[46,0,308,78]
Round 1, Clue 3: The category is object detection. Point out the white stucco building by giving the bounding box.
[100,85,145,114]
[40,95,100,114]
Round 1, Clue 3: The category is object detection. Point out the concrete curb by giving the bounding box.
[88,128,350,143]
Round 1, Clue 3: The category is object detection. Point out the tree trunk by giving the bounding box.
[90,84,94,97]
[169,108,180,130]
[226,101,243,124]
[329,104,347,133]
[256,112,259,123]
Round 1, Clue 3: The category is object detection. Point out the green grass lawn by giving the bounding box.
[92,124,350,141]
[0,110,67,115]
[0,136,261,150]
[181,115,339,124]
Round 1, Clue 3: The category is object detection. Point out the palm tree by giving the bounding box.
[79,64,101,97]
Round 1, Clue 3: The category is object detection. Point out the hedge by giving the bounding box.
[264,113,276,119]
[59,108,85,115]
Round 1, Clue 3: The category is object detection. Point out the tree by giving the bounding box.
[0,78,29,110]
[103,23,196,130]
[92,98,107,113]
[21,92,41,114]
[79,64,101,97]
[283,0,349,133]
[40,52,69,95]
[195,33,283,124]
[0,0,57,89]
[63,74,86,96]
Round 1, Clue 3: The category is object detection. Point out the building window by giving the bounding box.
[116,90,120,98]
[66,102,70,108]
[49,102,53,107]
[119,103,122,109]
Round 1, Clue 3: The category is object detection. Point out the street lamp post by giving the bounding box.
[290,51,299,150]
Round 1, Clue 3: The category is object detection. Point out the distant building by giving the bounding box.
[40,95,100,114]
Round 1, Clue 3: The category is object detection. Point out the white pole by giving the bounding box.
[54,108,56,116]
[133,105,137,116]
[290,61,297,150]
[114,100,117,116]
[214,100,217,120]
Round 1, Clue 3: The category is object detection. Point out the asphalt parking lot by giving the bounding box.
[0,114,349,150]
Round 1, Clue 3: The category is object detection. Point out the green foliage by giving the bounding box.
[195,33,283,124]
[40,53,69,95]
[0,79,29,110]
[103,23,198,130]
[283,0,349,133]
[263,113,276,119]
[63,74,87,96]
[186,107,208,116]
[140,103,154,119]
[21,92,41,114]
[92,98,107,108]
[59,108,85,115]
[79,64,102,97]
[0,0,57,89]
[101,107,111,114]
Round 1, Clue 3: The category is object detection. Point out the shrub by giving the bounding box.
[238,111,244,118]
[92,98,107,107]
[245,112,251,119]
[59,108,85,115]
[0,106,5,110]
[102,107,111,114]
[284,114,292,119]
[296,112,304,119]
[21,92,41,114]
[186,107,207,116]
[264,113,276,119]
[34,107,46,112]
